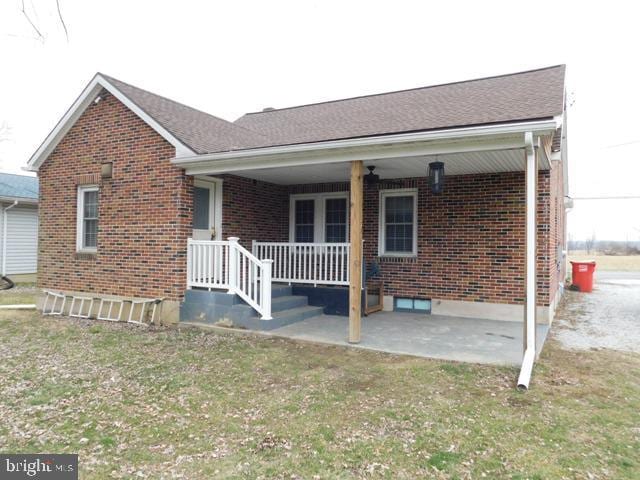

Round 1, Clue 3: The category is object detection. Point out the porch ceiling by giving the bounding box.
[220,148,533,185]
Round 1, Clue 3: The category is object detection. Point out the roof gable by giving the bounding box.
[100,75,268,154]
[27,65,566,169]
[234,65,566,148]
[26,73,268,170]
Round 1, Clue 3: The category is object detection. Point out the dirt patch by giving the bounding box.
[0,284,37,305]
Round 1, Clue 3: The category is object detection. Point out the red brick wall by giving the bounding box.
[37,90,192,301]
[289,172,554,307]
[547,158,566,305]
[220,175,288,248]
[37,89,562,309]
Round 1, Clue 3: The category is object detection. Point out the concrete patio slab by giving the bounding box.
[270,312,549,365]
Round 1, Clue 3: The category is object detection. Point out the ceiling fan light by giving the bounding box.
[365,166,380,185]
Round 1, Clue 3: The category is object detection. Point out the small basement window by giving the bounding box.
[394,297,431,313]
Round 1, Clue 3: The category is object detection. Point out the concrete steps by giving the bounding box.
[179,283,323,331]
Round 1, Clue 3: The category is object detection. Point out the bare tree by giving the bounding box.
[0,123,11,171]
[585,232,597,255]
[55,0,69,41]
[20,0,44,42]
[0,123,9,142]
[567,232,574,253]
[19,0,69,42]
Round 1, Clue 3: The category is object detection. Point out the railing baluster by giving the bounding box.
[293,244,297,281]
[237,242,351,287]
[207,244,212,287]
[312,245,317,286]
[330,245,335,282]
[196,244,201,284]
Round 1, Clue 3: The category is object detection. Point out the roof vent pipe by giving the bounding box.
[262,107,275,112]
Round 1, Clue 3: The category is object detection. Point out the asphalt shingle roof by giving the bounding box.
[0,173,38,200]
[234,65,566,149]
[101,75,269,154]
[102,65,565,155]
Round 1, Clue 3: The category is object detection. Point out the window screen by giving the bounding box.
[384,195,414,253]
[295,199,315,242]
[325,198,347,242]
[83,190,98,248]
[193,186,210,229]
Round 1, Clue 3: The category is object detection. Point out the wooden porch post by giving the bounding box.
[349,160,364,343]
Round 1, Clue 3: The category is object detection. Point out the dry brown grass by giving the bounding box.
[0,309,638,479]
[569,253,640,271]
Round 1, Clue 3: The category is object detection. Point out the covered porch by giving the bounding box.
[177,121,559,385]
[270,311,549,366]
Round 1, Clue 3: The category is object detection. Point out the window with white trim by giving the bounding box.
[289,193,349,242]
[378,189,417,256]
[294,199,315,242]
[77,185,99,252]
[324,197,347,242]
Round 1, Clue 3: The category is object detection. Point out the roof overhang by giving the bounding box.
[171,119,559,176]
[25,74,195,172]
[0,196,38,205]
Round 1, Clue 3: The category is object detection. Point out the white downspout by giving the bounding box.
[2,200,18,276]
[517,132,537,390]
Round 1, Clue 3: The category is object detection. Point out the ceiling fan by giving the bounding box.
[364,166,403,187]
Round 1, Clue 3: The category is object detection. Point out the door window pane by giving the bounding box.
[325,198,347,242]
[295,199,315,242]
[193,186,210,229]
[384,195,414,253]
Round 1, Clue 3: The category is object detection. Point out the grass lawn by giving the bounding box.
[568,253,640,272]
[0,310,638,479]
[0,284,37,305]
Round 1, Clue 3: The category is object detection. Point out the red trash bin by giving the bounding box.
[570,261,596,292]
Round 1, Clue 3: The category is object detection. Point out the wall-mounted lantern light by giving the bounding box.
[428,161,445,194]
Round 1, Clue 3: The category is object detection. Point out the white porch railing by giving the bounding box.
[187,237,272,319]
[252,241,350,286]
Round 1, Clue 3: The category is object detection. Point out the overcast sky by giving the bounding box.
[1,0,639,241]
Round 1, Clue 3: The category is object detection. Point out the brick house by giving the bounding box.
[27,66,569,383]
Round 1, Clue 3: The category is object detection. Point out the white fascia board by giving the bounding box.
[173,119,558,175]
[26,74,195,171]
[0,196,38,205]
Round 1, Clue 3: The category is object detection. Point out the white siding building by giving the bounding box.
[0,173,38,281]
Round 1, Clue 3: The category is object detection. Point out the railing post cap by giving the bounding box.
[263,259,274,264]
[228,237,240,242]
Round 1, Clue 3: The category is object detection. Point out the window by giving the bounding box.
[76,185,99,252]
[193,186,210,229]
[379,189,417,256]
[289,193,349,242]
[294,199,315,242]
[394,297,431,313]
[325,198,347,242]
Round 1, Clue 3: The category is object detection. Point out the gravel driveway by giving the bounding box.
[555,270,640,352]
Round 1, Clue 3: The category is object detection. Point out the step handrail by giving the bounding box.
[187,237,272,320]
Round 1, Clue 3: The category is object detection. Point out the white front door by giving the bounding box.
[192,179,220,240]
